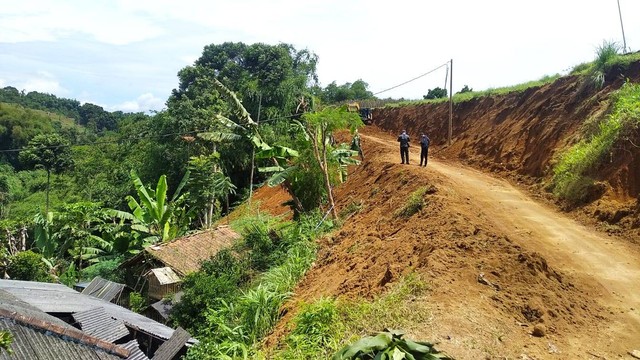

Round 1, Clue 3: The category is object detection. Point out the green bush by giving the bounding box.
[129,292,146,314]
[80,256,125,282]
[171,250,250,333]
[394,187,429,218]
[0,331,13,355]
[7,250,51,282]
[332,329,452,360]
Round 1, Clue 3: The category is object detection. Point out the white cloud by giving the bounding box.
[112,93,165,113]
[0,78,5,88]
[19,71,67,95]
[0,1,163,45]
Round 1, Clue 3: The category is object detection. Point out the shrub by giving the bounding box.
[332,329,452,360]
[129,292,146,314]
[80,256,125,283]
[0,331,13,355]
[171,250,250,332]
[394,187,429,218]
[6,250,51,282]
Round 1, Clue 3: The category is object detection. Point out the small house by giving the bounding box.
[146,267,181,301]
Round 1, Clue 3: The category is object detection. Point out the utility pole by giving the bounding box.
[448,59,453,146]
[617,0,628,53]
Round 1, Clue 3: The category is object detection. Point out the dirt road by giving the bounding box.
[361,130,640,355]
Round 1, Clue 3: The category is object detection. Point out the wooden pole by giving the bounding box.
[448,59,453,146]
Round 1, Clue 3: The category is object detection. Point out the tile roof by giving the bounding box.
[81,277,126,303]
[145,226,240,276]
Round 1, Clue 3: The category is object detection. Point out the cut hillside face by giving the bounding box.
[372,62,640,242]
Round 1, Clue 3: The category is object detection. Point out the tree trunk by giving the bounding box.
[282,181,304,214]
[46,170,50,215]
[226,195,230,225]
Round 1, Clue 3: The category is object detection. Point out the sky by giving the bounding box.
[0,0,638,113]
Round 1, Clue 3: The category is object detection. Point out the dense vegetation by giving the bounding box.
[0,42,368,352]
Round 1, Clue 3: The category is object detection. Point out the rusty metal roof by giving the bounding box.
[148,267,181,285]
[72,307,129,343]
[0,280,189,341]
[145,226,240,276]
[81,276,126,302]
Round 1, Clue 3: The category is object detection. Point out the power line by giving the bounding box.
[373,62,450,96]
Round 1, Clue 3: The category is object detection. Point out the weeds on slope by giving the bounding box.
[181,210,335,360]
[552,81,640,204]
[266,273,434,359]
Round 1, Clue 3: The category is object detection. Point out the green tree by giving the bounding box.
[423,87,448,100]
[213,173,237,224]
[7,250,51,282]
[457,85,473,94]
[299,106,363,219]
[18,133,73,214]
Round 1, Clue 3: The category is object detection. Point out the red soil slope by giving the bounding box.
[264,66,640,359]
[373,63,640,241]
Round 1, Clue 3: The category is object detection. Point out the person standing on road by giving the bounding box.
[397,130,410,164]
[419,133,430,167]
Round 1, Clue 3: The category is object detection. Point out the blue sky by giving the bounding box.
[1,0,638,113]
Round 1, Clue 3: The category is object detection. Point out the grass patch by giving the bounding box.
[552,81,640,204]
[339,199,364,219]
[266,273,432,360]
[384,74,560,109]
[394,187,429,218]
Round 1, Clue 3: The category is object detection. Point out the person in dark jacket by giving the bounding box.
[419,134,430,167]
[397,130,410,164]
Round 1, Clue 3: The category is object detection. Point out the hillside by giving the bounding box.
[372,61,640,242]
[263,64,640,359]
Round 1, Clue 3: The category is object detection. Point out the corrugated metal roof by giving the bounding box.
[151,327,191,360]
[145,226,241,276]
[148,267,181,285]
[0,318,124,360]
[81,277,126,302]
[121,340,150,360]
[72,307,129,343]
[0,289,71,329]
[0,280,191,342]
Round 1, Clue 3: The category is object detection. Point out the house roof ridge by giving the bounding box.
[0,307,130,358]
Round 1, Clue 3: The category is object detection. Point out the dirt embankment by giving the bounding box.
[372,62,640,241]
[264,131,640,359]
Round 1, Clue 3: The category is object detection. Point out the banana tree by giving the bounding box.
[213,172,237,224]
[109,170,191,244]
[256,144,305,213]
[297,106,363,219]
